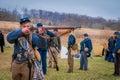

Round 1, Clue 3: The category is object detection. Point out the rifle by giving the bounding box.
[30,26,81,30]
[18,37,44,80]
[58,29,72,37]
[54,47,60,53]
[30,26,80,37]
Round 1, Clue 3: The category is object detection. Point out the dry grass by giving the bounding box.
[0,21,19,29]
[0,47,13,80]
[0,21,116,55]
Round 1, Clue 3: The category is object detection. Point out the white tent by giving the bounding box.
[60,46,80,59]
[60,46,68,59]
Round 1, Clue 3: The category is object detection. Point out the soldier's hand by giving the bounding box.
[86,53,91,57]
[22,27,31,35]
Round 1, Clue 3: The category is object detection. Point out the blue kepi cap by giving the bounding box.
[20,17,30,24]
[114,31,119,35]
[37,23,43,28]
[83,33,88,37]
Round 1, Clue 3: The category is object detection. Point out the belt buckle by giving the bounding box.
[17,53,22,61]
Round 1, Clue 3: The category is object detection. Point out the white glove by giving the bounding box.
[112,53,115,58]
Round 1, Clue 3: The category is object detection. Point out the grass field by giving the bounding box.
[0,47,120,80]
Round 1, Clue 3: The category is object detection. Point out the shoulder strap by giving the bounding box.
[19,36,41,61]
[24,37,41,61]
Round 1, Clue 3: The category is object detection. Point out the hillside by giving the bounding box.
[1,8,120,30]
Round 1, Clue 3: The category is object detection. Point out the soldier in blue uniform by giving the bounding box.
[78,33,92,71]
[36,23,55,75]
[7,17,41,80]
[112,32,120,76]
[67,32,76,73]
[107,36,115,62]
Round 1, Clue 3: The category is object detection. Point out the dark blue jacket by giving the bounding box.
[37,30,55,50]
[108,37,116,52]
[113,36,120,54]
[0,33,5,46]
[57,37,61,50]
[80,38,92,54]
[7,29,41,62]
[68,34,76,47]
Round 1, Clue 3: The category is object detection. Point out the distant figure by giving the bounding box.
[102,43,108,60]
[112,32,120,76]
[78,33,93,71]
[106,36,116,62]
[67,32,76,73]
[0,30,5,53]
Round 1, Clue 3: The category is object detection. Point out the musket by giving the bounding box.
[58,29,72,37]
[30,26,80,37]
[30,26,81,30]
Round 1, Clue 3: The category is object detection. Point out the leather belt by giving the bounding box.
[14,60,28,64]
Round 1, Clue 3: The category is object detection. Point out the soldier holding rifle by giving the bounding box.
[31,25,79,73]
[48,28,61,71]
[36,23,55,75]
[7,17,41,80]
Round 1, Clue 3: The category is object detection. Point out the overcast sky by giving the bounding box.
[0,0,120,20]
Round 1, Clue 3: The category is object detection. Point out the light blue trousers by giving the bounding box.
[80,51,88,70]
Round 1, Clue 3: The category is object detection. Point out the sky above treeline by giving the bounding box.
[0,0,120,20]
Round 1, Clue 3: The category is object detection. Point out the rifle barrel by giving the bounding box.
[31,26,80,30]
